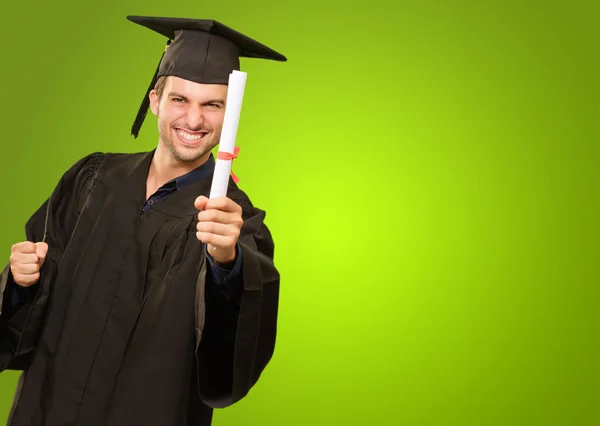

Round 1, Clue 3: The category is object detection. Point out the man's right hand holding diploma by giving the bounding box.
[9,241,48,287]
[194,195,243,266]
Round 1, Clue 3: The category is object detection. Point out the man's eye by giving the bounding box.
[172,97,184,103]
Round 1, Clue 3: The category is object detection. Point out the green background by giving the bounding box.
[1,0,598,425]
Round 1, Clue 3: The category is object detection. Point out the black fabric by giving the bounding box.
[0,150,280,425]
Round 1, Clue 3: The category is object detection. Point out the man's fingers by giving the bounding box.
[8,241,47,287]
[14,272,40,286]
[197,209,240,225]
[13,263,41,275]
[196,221,235,237]
[195,196,240,213]
[194,196,209,211]
[12,241,37,254]
[197,209,223,223]
[10,252,39,264]
[205,197,241,213]
[35,242,48,259]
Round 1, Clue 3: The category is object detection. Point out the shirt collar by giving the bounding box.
[163,152,216,191]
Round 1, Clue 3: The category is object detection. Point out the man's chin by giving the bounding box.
[174,151,206,163]
[174,145,212,163]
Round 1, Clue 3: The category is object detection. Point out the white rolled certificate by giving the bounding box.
[209,70,247,199]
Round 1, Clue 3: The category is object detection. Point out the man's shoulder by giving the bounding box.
[226,183,269,220]
[67,150,152,178]
[51,150,153,198]
[227,184,253,207]
[73,150,150,167]
[65,150,148,170]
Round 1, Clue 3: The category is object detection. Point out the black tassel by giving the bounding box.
[131,40,171,139]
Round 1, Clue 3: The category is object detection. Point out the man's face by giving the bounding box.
[149,76,227,163]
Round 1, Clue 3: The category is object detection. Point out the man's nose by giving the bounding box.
[185,106,204,130]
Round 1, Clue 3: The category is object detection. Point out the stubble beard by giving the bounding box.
[157,111,221,163]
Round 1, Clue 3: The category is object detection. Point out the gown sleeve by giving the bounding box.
[196,195,280,408]
[0,152,105,372]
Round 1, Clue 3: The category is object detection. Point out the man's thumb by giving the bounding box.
[194,195,209,211]
[35,242,49,262]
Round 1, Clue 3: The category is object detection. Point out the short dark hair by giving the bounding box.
[154,76,167,99]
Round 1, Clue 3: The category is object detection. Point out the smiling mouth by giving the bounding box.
[176,128,208,142]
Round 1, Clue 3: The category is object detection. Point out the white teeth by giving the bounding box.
[177,130,205,141]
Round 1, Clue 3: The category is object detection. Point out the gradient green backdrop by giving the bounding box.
[1,0,598,425]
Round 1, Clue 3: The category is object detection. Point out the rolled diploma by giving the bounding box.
[209,70,247,199]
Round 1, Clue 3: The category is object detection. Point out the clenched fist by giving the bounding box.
[194,196,243,265]
[9,241,48,287]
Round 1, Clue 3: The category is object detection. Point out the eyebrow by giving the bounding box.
[168,92,225,106]
[168,92,188,100]
[202,98,225,106]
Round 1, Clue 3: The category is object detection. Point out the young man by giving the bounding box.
[0,15,286,426]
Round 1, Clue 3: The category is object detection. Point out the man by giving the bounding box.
[0,15,286,426]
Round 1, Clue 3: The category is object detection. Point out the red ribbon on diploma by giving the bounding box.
[217,146,240,184]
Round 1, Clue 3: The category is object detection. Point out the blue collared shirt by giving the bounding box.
[12,153,242,309]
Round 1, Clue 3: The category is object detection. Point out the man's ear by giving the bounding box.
[149,90,159,116]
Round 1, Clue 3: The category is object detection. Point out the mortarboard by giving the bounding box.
[127,15,287,138]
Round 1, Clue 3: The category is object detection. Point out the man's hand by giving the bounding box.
[9,241,48,287]
[194,196,243,265]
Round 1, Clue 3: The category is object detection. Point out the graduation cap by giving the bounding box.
[127,15,287,138]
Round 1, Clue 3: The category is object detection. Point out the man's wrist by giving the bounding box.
[211,245,237,267]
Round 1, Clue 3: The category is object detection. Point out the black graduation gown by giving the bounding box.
[0,150,280,426]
